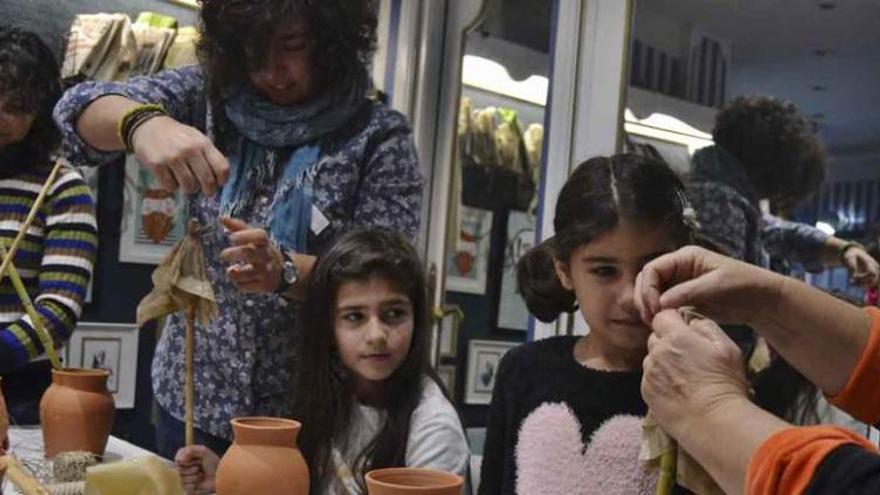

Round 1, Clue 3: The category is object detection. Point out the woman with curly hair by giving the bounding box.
[54,0,422,457]
[688,95,877,284]
[0,25,97,423]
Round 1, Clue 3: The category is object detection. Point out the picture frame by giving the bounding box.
[438,305,463,358]
[465,339,518,405]
[496,211,535,331]
[67,322,139,409]
[119,155,187,264]
[446,206,493,295]
[436,364,457,398]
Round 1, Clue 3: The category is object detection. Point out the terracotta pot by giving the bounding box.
[365,467,464,495]
[39,368,115,458]
[215,417,309,495]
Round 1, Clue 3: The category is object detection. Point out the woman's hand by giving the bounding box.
[175,445,219,495]
[642,310,749,439]
[219,217,285,294]
[841,246,880,288]
[634,246,785,326]
[131,115,229,196]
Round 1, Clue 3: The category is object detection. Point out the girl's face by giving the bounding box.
[0,96,35,150]
[247,19,317,106]
[334,276,414,396]
[555,220,678,355]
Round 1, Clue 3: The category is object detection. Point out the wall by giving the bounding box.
[4,0,199,451]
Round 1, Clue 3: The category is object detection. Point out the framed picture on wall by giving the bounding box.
[464,339,518,405]
[446,206,493,295]
[438,305,463,358]
[119,155,186,264]
[67,322,139,409]
[496,211,535,331]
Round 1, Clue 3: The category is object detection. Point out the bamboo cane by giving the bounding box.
[185,304,196,446]
[0,243,61,369]
[0,454,51,495]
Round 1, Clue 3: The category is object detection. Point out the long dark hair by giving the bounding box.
[517,154,695,322]
[296,229,439,491]
[0,25,62,174]
[197,0,377,151]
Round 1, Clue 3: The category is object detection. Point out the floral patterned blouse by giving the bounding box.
[54,65,423,439]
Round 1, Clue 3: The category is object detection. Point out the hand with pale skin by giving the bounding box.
[841,245,880,288]
[218,217,286,294]
[642,309,789,495]
[175,445,219,495]
[130,114,230,196]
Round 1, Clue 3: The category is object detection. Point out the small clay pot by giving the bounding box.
[215,417,309,495]
[39,368,115,458]
[365,467,464,495]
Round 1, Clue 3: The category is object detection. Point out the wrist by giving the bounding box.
[118,103,168,153]
[837,241,864,264]
[275,249,299,295]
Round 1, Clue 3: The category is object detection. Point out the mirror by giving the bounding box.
[623,1,880,300]
[439,0,554,409]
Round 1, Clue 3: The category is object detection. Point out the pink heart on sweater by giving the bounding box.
[515,403,657,495]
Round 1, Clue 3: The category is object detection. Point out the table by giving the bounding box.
[3,426,161,494]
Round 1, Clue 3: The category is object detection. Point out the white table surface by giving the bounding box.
[4,426,162,494]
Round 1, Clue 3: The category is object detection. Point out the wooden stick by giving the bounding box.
[0,162,63,284]
[0,454,51,495]
[0,244,61,369]
[185,304,196,446]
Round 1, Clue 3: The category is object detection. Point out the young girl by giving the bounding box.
[176,229,470,494]
[478,154,694,494]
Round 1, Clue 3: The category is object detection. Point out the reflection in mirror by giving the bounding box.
[441,0,552,407]
[623,0,880,432]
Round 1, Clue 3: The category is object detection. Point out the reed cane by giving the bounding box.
[185,304,196,446]
[0,454,51,495]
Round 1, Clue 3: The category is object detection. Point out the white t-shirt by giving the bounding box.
[326,378,470,494]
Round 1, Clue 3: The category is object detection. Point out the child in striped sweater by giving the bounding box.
[0,26,97,423]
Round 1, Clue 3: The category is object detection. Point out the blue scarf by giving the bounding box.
[220,73,366,252]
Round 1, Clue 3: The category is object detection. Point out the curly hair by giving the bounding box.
[0,25,62,170]
[713,96,826,207]
[197,0,377,97]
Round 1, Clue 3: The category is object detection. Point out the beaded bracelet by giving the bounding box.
[117,103,168,153]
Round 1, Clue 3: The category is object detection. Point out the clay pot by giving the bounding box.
[39,368,115,458]
[215,417,309,495]
[365,467,464,495]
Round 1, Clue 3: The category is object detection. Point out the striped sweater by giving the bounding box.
[0,166,97,373]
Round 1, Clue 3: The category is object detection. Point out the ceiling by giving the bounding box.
[637,0,880,156]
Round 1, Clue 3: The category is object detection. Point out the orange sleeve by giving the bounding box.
[746,426,878,495]
[827,307,880,424]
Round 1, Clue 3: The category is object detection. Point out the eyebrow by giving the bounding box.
[581,250,670,265]
[336,297,411,311]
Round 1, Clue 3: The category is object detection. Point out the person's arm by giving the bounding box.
[53,66,228,195]
[349,117,424,240]
[404,386,471,479]
[821,236,879,287]
[0,171,97,373]
[478,353,513,495]
[636,246,871,397]
[761,213,828,272]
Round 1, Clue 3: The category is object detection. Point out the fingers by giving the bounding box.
[657,269,723,311]
[650,309,687,338]
[220,245,273,265]
[186,151,219,197]
[204,143,231,188]
[152,164,179,192]
[170,160,199,194]
[175,445,208,465]
[220,216,250,233]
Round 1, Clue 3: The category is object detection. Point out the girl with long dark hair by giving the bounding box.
[176,229,469,494]
[479,154,695,494]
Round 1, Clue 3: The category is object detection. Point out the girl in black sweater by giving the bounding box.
[478,154,696,494]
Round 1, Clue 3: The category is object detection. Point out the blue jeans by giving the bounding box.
[155,406,232,460]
